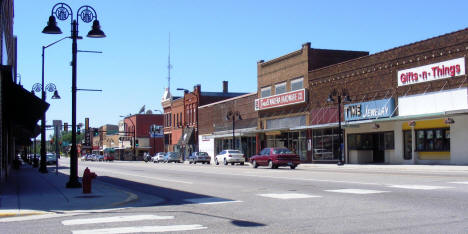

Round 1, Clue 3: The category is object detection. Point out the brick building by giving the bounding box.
[198,93,258,159]
[307,28,468,164]
[121,114,164,160]
[162,81,247,158]
[255,43,368,162]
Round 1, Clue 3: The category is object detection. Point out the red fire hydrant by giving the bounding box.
[82,167,97,194]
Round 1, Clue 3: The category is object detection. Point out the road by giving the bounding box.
[3,159,468,233]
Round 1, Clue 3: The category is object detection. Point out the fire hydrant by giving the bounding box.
[82,167,97,194]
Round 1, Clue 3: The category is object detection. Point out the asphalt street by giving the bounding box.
[2,159,468,234]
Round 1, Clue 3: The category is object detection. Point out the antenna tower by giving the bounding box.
[167,33,173,92]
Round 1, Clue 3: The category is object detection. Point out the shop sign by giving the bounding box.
[255,88,306,111]
[397,57,465,86]
[344,98,395,121]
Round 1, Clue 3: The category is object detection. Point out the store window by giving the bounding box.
[261,87,271,97]
[415,128,450,151]
[347,131,394,150]
[275,82,286,95]
[312,128,339,161]
[291,77,303,91]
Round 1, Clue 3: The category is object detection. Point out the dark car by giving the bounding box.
[250,148,300,169]
[165,152,182,163]
[188,152,211,164]
[46,153,57,165]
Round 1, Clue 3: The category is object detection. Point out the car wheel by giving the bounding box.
[240,162,244,166]
[215,158,219,165]
[231,162,235,165]
[268,160,274,169]
[252,160,258,168]
[290,165,296,169]
[223,158,228,165]
[194,161,196,164]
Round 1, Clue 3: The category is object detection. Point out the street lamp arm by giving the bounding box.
[44,36,70,49]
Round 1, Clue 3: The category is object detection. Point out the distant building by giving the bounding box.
[162,81,248,158]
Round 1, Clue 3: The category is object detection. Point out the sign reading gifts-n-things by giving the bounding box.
[344,98,395,121]
[397,57,465,86]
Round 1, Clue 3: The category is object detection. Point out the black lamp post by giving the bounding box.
[32,82,61,173]
[120,115,136,161]
[226,111,242,150]
[327,89,350,166]
[42,3,106,188]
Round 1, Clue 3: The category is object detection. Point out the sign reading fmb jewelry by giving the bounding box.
[255,88,306,111]
[398,57,465,86]
[344,98,395,121]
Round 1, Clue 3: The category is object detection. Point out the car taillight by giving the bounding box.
[228,154,232,157]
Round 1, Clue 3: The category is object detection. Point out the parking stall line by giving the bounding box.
[62,214,174,226]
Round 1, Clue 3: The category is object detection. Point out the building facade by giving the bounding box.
[198,93,258,159]
[308,28,468,165]
[255,43,369,162]
[162,81,247,158]
[121,114,164,160]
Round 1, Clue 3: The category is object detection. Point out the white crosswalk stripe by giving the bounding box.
[72,224,207,234]
[387,185,452,190]
[258,193,321,199]
[325,189,388,194]
[62,214,174,225]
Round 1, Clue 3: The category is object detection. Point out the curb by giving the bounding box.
[0,210,51,218]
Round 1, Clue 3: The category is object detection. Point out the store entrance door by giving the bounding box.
[372,133,385,163]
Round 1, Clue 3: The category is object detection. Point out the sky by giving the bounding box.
[14,0,468,136]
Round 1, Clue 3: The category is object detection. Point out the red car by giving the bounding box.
[250,148,300,169]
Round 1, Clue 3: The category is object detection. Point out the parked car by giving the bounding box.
[46,153,57,165]
[152,152,165,163]
[250,147,300,169]
[215,150,245,165]
[165,152,182,163]
[96,155,104,162]
[187,152,211,164]
[143,153,152,162]
[104,155,114,162]
[81,155,87,161]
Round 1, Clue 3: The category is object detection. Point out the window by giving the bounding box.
[347,131,394,150]
[275,82,286,95]
[291,77,303,91]
[261,87,271,97]
[415,128,450,152]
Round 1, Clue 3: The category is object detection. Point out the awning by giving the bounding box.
[2,66,49,137]
[177,127,194,146]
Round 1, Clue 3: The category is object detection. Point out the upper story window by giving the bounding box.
[291,77,304,91]
[275,82,286,95]
[261,87,271,98]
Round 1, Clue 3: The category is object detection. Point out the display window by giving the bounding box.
[415,128,450,152]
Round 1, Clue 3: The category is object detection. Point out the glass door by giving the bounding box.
[403,130,412,160]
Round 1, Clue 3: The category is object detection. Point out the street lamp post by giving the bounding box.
[31,82,61,173]
[120,115,136,161]
[226,111,242,150]
[42,3,106,188]
[327,89,351,166]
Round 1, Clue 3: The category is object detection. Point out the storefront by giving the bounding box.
[343,98,396,164]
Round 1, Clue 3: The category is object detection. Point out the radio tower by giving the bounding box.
[167,33,173,92]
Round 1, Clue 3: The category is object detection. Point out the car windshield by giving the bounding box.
[227,150,241,154]
[199,152,208,156]
[273,148,293,154]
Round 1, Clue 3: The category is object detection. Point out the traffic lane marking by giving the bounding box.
[325,189,388,194]
[62,214,174,225]
[90,168,194,185]
[72,224,207,234]
[387,185,453,190]
[183,197,242,205]
[258,193,321,199]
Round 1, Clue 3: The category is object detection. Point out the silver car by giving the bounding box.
[215,150,245,165]
[152,152,166,163]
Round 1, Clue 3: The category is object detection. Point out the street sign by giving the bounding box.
[149,124,163,138]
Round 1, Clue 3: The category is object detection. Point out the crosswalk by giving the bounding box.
[62,214,207,234]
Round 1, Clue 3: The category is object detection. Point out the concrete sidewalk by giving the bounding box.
[298,163,468,173]
[0,163,138,218]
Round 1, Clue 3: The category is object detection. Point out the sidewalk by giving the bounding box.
[0,163,138,218]
[298,163,468,173]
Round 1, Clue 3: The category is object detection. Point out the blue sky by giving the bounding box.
[14,0,468,135]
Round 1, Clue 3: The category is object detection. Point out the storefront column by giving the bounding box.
[411,126,415,164]
[255,134,261,155]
